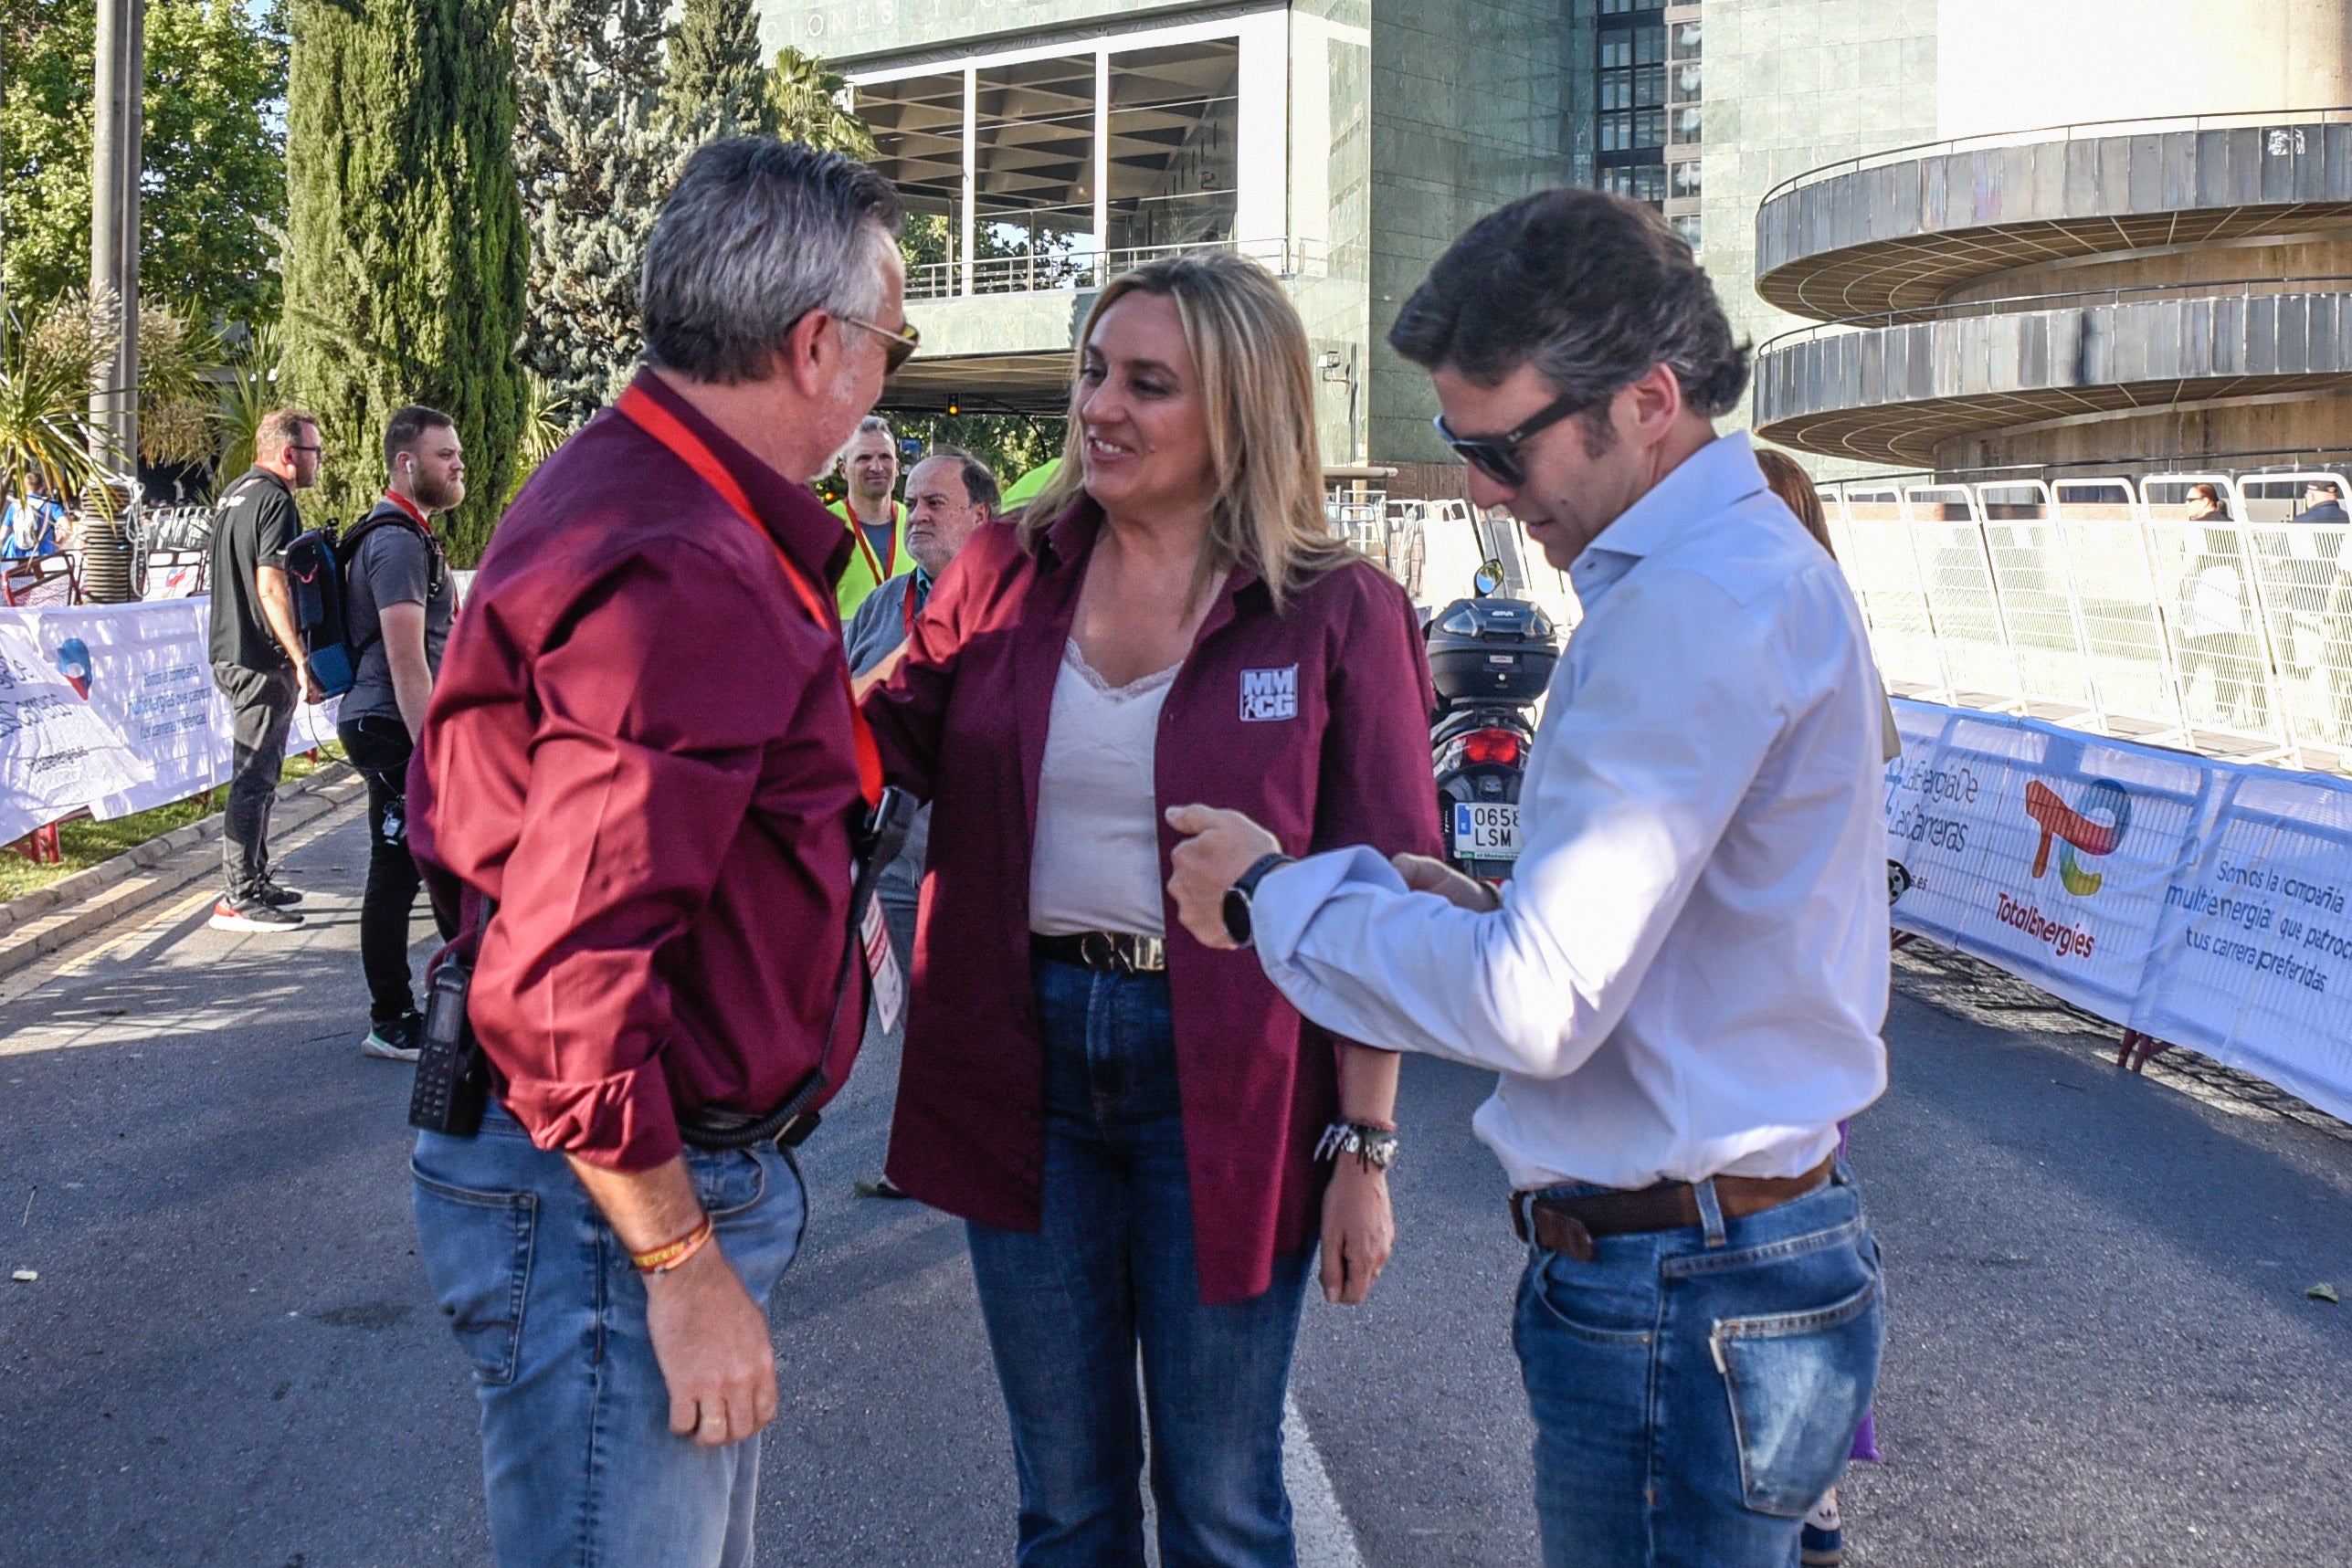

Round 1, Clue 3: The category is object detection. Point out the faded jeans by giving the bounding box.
[965,959,1314,1568]
[1514,1166,1883,1568]
[412,1102,808,1568]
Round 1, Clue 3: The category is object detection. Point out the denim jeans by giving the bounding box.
[212,662,295,900]
[339,714,454,1022]
[1514,1167,1883,1568]
[965,959,1314,1568]
[412,1102,808,1568]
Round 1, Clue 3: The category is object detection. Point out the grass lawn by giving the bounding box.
[0,744,347,904]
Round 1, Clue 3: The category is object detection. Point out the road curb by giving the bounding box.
[0,763,365,979]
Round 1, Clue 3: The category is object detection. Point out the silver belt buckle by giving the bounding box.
[1131,935,1166,973]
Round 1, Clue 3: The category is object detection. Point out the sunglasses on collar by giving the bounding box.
[1430,390,1588,488]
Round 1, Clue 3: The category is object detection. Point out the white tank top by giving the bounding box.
[1028,638,1182,937]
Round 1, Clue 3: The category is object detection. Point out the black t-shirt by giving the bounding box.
[207,468,301,669]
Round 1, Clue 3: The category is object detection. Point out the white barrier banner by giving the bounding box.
[0,618,154,845]
[0,599,340,839]
[1889,699,2352,1122]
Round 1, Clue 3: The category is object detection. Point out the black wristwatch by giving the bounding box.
[1221,853,1296,948]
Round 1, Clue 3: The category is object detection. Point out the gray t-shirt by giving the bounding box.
[343,505,453,725]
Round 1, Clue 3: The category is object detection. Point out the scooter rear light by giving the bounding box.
[1461,728,1522,766]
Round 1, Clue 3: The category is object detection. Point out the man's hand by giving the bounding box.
[1391,851,1501,913]
[294,665,322,705]
[1319,1159,1393,1306]
[1165,804,1282,950]
[642,1239,779,1447]
[566,1153,777,1447]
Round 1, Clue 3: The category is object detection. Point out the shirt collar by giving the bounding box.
[627,368,855,590]
[1566,430,1769,603]
[380,489,430,529]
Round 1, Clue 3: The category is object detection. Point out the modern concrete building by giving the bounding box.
[1730,0,2352,482]
[762,0,2352,483]
[770,0,1563,468]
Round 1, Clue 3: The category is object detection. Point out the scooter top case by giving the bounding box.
[1426,596,1559,706]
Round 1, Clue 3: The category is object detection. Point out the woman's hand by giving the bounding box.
[1319,1158,1395,1306]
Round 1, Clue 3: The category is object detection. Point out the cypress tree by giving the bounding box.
[514,0,694,419]
[282,0,528,563]
[662,0,767,132]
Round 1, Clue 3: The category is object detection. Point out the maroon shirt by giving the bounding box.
[408,371,866,1171]
[864,500,1442,1302]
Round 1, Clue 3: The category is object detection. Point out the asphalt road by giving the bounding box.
[3,800,2349,1565]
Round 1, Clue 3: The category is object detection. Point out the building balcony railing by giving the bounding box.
[1755,274,2352,359]
[904,237,1333,301]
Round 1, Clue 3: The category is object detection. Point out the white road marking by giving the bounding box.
[1287,1392,1369,1568]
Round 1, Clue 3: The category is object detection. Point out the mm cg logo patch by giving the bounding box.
[1239,666,1299,721]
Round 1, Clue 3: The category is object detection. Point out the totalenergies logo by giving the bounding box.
[2023,778,2130,897]
[53,637,92,700]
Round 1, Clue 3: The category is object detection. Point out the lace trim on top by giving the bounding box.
[1062,637,1184,700]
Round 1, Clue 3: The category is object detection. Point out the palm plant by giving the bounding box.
[504,372,573,506]
[213,323,285,489]
[0,307,107,521]
[765,48,875,157]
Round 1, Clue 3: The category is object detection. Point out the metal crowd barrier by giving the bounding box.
[1820,471,2352,770]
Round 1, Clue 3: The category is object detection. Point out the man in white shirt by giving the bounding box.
[1166,187,1889,1568]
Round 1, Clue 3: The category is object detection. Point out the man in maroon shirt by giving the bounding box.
[406,139,912,1566]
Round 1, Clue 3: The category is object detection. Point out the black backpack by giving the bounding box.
[285,508,442,697]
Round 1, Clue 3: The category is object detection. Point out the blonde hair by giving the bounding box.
[1019,251,1348,610]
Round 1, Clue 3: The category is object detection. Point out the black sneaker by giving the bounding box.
[208,898,304,933]
[362,1012,425,1062]
[254,879,305,908]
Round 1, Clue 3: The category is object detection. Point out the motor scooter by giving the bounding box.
[1427,558,1560,880]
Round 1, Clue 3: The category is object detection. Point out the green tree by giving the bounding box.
[514,0,696,420]
[282,0,528,563]
[2,0,288,325]
[662,0,765,132]
[765,47,873,156]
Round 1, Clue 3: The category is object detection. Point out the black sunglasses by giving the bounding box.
[1431,391,1587,488]
[840,314,923,375]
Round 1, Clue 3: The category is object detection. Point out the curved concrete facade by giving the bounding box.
[1754,116,2352,319]
[1753,288,2352,464]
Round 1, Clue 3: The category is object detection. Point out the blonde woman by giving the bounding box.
[862,252,1441,1565]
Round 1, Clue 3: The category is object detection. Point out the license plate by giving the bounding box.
[1452,802,1522,860]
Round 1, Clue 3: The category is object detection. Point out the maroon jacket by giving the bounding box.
[409,371,866,1171]
[863,500,1441,1302]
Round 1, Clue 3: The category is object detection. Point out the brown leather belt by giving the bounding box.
[1510,1156,1836,1262]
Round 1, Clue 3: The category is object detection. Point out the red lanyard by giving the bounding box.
[846,503,895,584]
[617,384,883,807]
[381,489,430,527]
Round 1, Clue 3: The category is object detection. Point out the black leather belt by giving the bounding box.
[1031,931,1168,974]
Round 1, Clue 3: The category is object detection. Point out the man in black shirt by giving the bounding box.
[206,407,323,931]
[338,406,463,1060]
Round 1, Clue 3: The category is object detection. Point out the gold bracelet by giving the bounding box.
[630,1214,714,1275]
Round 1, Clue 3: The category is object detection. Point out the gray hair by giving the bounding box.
[917,445,1000,512]
[855,415,894,440]
[640,139,905,385]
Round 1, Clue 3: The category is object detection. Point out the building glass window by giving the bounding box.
[1106,40,1240,258]
[1602,164,1667,205]
[1670,157,1701,199]
[971,56,1100,293]
[1672,103,1703,144]
[1672,213,1702,250]
[1672,18,1701,58]
[1598,22,1668,154]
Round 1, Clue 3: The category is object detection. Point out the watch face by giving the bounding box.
[1221,887,1253,947]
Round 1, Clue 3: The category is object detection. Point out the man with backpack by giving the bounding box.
[206,408,323,932]
[340,405,463,1061]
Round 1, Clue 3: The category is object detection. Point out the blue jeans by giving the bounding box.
[411,1102,808,1568]
[965,959,1314,1568]
[1514,1168,1883,1568]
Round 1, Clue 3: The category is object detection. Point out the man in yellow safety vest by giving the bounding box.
[828,414,909,616]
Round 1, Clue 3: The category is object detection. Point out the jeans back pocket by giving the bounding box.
[1710,1268,1883,1517]
[411,1169,538,1387]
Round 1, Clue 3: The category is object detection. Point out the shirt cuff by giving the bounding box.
[1250,845,1405,968]
[501,1058,683,1172]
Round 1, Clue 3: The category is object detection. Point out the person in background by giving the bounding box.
[829,414,907,616]
[1755,447,1902,768]
[2294,479,2347,525]
[206,407,323,933]
[2,473,66,558]
[2178,483,2265,727]
[861,252,1440,1565]
[841,446,999,1198]
[1751,444,1886,1566]
[1166,188,1889,1568]
[406,138,912,1568]
[340,405,464,1062]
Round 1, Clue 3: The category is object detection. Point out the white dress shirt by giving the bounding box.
[1250,433,1889,1193]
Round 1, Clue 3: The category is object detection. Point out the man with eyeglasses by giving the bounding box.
[206,405,324,932]
[1167,187,1889,1568]
[406,139,912,1567]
